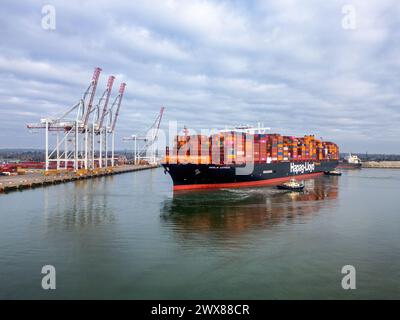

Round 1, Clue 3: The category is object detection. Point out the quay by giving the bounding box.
[362,161,400,169]
[0,164,158,194]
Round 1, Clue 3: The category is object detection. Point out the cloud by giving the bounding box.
[0,0,399,153]
[110,24,190,61]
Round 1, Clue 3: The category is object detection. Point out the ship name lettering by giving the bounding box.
[290,162,315,174]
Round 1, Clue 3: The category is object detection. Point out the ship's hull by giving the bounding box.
[163,160,338,191]
[337,161,362,169]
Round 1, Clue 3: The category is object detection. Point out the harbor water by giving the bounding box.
[0,168,399,299]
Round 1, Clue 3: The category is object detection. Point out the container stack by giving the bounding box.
[259,136,267,162]
[253,141,260,164]
[271,135,278,161]
[323,141,339,160]
[188,135,200,164]
[290,137,298,160]
[210,134,223,165]
[236,133,246,164]
[200,135,210,164]
[245,136,254,163]
[277,136,284,161]
[166,131,339,165]
[316,140,324,161]
[282,136,292,161]
[222,132,235,165]
[171,135,189,163]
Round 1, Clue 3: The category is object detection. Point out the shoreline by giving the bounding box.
[0,164,159,194]
[362,161,400,169]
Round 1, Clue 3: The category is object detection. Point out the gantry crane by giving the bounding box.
[124,107,165,164]
[27,67,126,171]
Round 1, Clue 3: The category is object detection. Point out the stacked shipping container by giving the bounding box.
[166,132,339,165]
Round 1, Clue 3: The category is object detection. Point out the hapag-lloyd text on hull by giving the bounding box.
[290,162,315,174]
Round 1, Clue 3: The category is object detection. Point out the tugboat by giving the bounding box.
[324,170,342,176]
[277,178,305,191]
[338,153,362,169]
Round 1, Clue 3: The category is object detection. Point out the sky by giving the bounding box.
[0,0,399,153]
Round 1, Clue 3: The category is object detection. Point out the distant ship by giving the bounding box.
[163,126,339,191]
[338,153,362,169]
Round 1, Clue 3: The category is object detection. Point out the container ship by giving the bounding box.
[163,126,339,191]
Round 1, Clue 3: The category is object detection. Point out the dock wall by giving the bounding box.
[0,164,159,194]
[362,161,400,168]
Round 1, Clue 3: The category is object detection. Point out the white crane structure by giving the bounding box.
[124,107,165,165]
[27,67,126,171]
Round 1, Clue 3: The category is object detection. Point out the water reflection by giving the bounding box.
[161,177,339,238]
[43,177,116,230]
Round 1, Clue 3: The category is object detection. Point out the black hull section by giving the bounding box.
[163,161,339,190]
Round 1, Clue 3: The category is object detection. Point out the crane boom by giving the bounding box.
[138,107,165,156]
[110,82,126,132]
[154,106,165,138]
[83,67,102,126]
[98,75,115,129]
